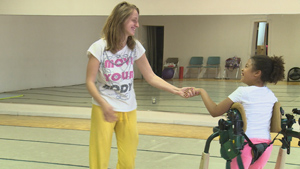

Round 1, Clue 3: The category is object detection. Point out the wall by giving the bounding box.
[1,14,300,92]
[269,14,300,72]
[1,0,300,15]
[139,15,300,79]
[140,15,254,70]
[0,15,105,92]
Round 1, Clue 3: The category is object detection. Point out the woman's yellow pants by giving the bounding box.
[89,105,139,169]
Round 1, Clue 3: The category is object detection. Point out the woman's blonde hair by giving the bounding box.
[102,1,139,53]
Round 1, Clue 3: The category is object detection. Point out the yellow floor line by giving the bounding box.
[0,94,23,100]
[0,114,298,147]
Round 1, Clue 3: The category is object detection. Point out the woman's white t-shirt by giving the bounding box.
[228,86,278,140]
[87,39,145,112]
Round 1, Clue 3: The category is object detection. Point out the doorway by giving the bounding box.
[146,26,164,77]
[252,22,269,55]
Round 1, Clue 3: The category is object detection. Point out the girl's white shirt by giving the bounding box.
[228,86,278,140]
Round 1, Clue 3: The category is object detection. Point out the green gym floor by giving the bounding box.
[0,79,300,169]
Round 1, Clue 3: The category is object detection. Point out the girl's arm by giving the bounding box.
[86,54,117,122]
[195,88,234,117]
[135,54,191,97]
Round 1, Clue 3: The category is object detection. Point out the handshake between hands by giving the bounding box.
[180,87,200,98]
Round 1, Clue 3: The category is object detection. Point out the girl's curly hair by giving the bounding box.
[251,55,285,84]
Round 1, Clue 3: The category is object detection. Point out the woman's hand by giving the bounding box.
[177,87,198,98]
[102,103,118,122]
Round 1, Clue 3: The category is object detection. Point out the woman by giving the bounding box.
[86,2,193,169]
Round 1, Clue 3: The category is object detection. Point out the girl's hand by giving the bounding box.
[194,88,201,95]
[102,104,118,122]
[183,87,201,98]
[177,87,196,98]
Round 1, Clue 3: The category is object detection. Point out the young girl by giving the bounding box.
[86,1,193,169]
[194,55,285,169]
